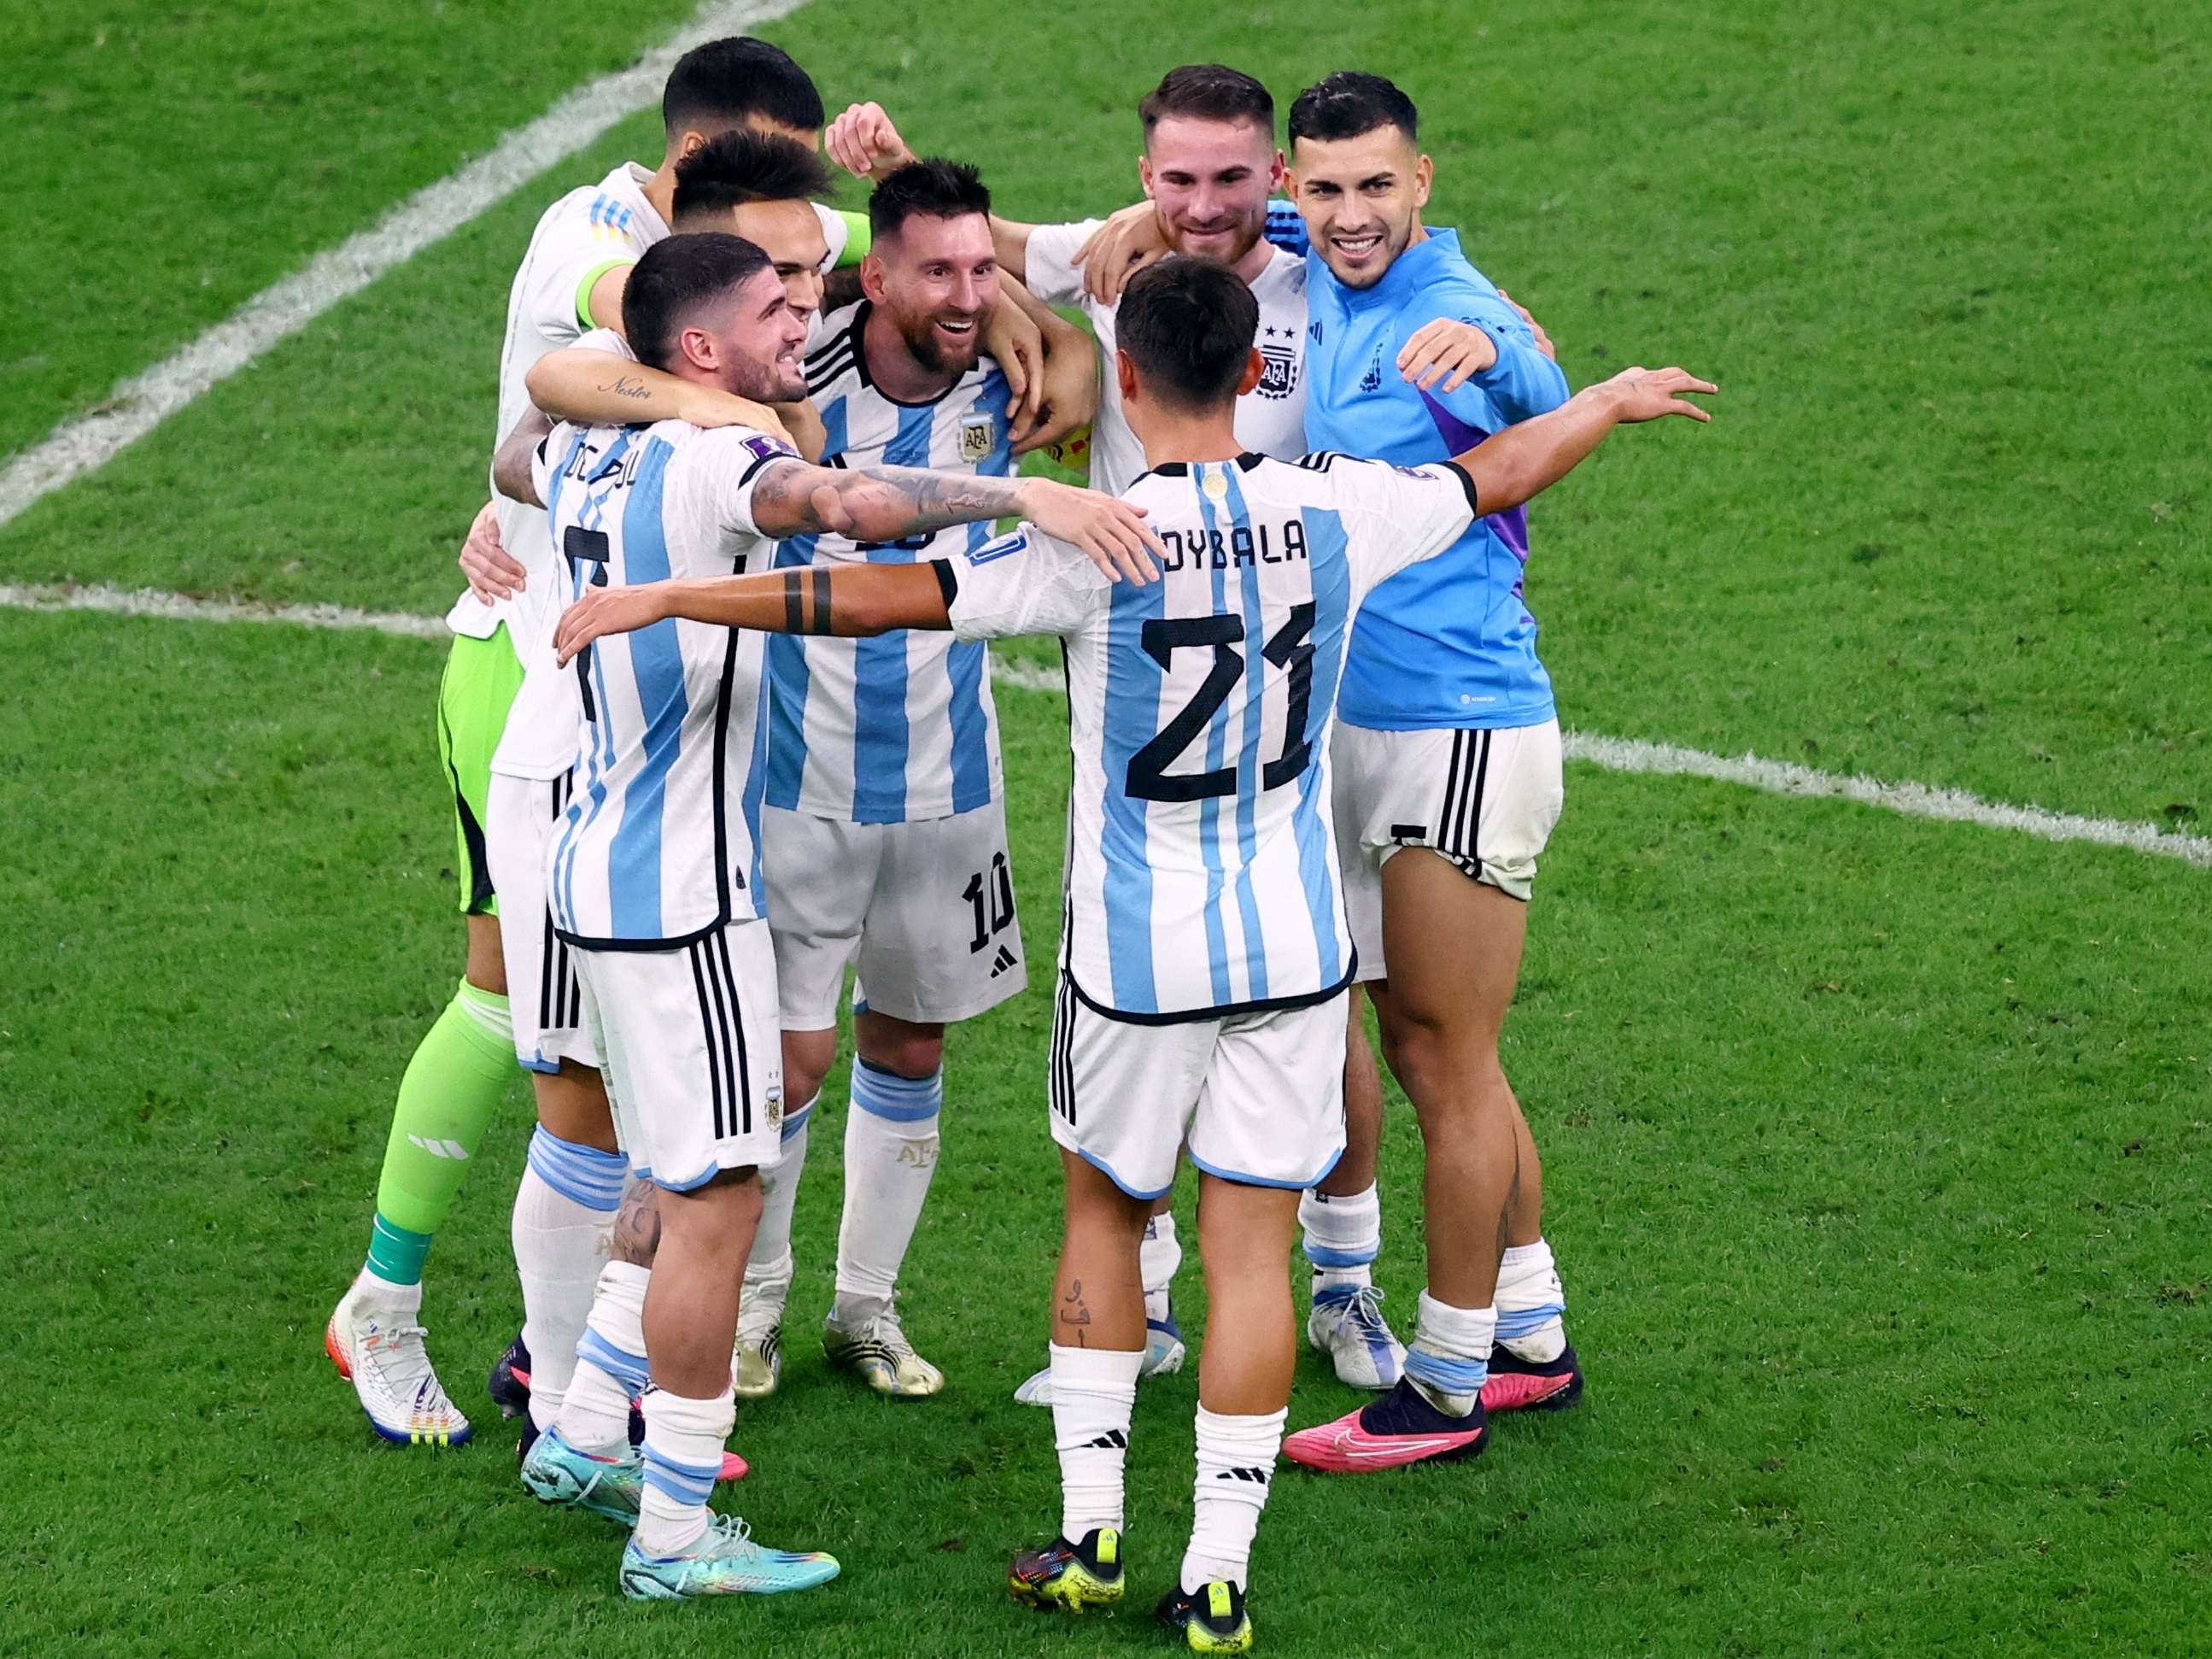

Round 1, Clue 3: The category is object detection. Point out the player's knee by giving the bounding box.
[780,1028,839,1106]
[857,1035,945,1081]
[853,1014,945,1081]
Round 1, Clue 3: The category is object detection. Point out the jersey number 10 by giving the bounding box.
[1126,603,1317,802]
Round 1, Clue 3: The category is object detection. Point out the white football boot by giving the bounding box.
[822,1304,944,1398]
[325,1273,472,1445]
[1306,1281,1407,1390]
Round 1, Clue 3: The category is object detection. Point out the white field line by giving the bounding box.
[3,584,2202,870]
[0,582,449,639]
[990,654,2212,869]
[0,0,801,532]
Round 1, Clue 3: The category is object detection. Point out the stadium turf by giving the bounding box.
[3,0,2209,1653]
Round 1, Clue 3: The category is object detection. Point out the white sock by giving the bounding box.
[1297,1183,1380,1291]
[833,1063,941,1329]
[557,1260,650,1454]
[1049,1343,1142,1541]
[512,1128,627,1430]
[635,1386,735,1556]
[748,1096,815,1275]
[1182,1405,1287,1593]
[1141,1211,1181,1327]
[1402,1291,1496,1418]
[1495,1238,1568,1363]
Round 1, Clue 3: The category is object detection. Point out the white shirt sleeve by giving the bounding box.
[813,202,850,273]
[944,525,1109,641]
[1020,220,1105,308]
[519,221,642,347]
[686,426,805,538]
[574,326,635,361]
[1334,458,1480,593]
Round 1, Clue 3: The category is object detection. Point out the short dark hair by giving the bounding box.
[869,158,992,239]
[623,232,774,371]
[1116,257,1259,413]
[1288,71,1419,147]
[1138,64,1274,139]
[662,37,824,138]
[672,130,835,225]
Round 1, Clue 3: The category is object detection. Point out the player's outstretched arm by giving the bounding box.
[746,461,1162,584]
[1452,366,1716,516]
[525,349,796,448]
[553,562,950,663]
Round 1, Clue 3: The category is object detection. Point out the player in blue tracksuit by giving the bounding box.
[1281,72,1590,1474]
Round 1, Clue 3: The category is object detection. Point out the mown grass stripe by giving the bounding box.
[0,0,803,533]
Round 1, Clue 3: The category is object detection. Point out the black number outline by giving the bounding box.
[1260,602,1317,790]
[1124,615,1247,802]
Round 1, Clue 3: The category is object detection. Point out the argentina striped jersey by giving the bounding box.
[766,301,1009,824]
[944,452,1478,1020]
[535,419,799,947]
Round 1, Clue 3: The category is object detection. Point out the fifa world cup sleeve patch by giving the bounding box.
[735,435,800,483]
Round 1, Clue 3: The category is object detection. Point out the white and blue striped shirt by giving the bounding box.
[765,301,1009,824]
[535,418,799,948]
[945,452,1477,1021]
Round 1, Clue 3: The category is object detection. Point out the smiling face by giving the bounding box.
[1139,114,1284,266]
[1289,124,1433,290]
[676,265,810,401]
[863,209,999,376]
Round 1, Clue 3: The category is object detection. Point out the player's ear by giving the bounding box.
[1115,349,1141,403]
[677,324,718,375]
[1138,154,1156,198]
[858,250,889,304]
[1238,349,1264,396]
[1412,152,1434,209]
[1268,149,1288,191]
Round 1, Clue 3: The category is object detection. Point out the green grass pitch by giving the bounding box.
[3,0,2209,1654]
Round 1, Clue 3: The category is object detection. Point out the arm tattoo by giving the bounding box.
[603,375,652,402]
[810,568,834,634]
[750,459,1026,542]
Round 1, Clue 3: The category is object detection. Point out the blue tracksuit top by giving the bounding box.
[1303,226,1571,730]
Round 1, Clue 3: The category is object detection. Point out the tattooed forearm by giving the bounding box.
[611,1183,663,1266]
[748,459,1027,542]
[604,375,653,402]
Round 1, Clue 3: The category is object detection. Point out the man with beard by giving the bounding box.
[734,158,1039,1401]
[493,231,1160,1597]
[1279,73,1588,1476]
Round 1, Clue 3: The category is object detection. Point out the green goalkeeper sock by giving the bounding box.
[360,980,514,1287]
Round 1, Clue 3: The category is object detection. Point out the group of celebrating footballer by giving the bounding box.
[320,32,1713,1647]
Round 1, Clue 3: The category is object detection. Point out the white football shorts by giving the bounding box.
[572,919,785,1192]
[485,771,600,1072]
[1046,978,1349,1200]
[761,800,1028,1029]
[1333,718,1565,982]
